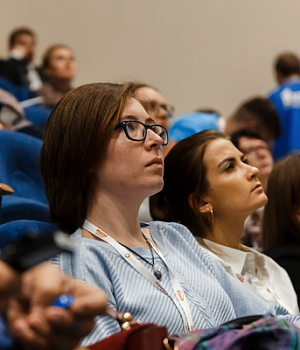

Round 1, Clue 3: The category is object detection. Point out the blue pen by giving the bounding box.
[53,294,74,308]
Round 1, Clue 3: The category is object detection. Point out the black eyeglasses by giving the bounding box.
[115,120,168,145]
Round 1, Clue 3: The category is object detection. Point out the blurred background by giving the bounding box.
[1,0,300,117]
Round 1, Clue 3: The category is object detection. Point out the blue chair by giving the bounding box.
[0,76,33,101]
[0,130,50,224]
[0,76,52,129]
[24,105,51,129]
[0,219,58,249]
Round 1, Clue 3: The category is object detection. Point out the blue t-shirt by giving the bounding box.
[169,112,219,142]
[269,77,300,161]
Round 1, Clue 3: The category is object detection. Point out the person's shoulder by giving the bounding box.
[149,220,192,237]
[252,246,294,273]
[148,221,220,269]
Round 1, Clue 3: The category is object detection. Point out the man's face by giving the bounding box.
[238,137,274,184]
[136,87,171,129]
[12,34,35,62]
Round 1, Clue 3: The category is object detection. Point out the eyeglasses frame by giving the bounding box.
[115,120,169,145]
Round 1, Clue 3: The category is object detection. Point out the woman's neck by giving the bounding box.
[83,192,148,248]
[46,77,72,93]
[205,217,245,250]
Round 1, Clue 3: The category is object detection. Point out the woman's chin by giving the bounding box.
[253,193,268,211]
[146,181,164,198]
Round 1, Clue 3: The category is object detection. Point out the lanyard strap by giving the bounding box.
[82,220,194,331]
[236,273,292,314]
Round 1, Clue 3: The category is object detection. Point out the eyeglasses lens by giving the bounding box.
[126,121,144,140]
[124,121,168,145]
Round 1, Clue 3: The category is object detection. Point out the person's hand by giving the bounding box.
[0,260,21,312]
[7,262,107,350]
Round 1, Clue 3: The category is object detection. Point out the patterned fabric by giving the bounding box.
[171,316,300,350]
[52,221,300,346]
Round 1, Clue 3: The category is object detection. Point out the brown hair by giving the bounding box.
[40,82,139,232]
[150,130,226,239]
[8,27,35,48]
[42,44,73,70]
[275,52,300,77]
[262,153,300,250]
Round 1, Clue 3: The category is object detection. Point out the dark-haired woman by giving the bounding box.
[263,153,300,307]
[151,130,299,315]
[40,83,300,345]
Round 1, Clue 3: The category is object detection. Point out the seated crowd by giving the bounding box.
[2,27,300,350]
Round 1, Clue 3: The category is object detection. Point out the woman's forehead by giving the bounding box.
[204,138,242,164]
[121,98,155,124]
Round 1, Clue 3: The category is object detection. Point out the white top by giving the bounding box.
[198,238,299,315]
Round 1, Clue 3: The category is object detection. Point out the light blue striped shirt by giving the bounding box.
[52,221,300,346]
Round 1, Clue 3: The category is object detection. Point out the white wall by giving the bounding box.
[1,0,300,117]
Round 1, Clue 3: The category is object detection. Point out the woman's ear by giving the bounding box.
[188,193,211,214]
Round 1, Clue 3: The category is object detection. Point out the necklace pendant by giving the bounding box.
[154,269,162,280]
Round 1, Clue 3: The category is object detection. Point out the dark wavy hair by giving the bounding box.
[150,129,226,240]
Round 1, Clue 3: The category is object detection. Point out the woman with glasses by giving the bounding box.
[150,130,299,316]
[40,83,300,346]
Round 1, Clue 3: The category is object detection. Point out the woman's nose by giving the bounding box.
[146,129,164,148]
[246,164,259,180]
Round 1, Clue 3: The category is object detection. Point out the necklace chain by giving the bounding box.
[118,231,162,280]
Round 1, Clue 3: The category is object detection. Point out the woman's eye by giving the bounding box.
[126,122,135,131]
[242,157,249,164]
[225,163,234,171]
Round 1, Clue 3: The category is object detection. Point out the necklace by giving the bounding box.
[119,232,162,280]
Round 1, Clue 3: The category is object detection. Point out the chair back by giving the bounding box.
[0,130,47,204]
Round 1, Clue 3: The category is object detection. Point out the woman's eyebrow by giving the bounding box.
[145,117,156,124]
[217,157,235,168]
[120,115,156,124]
[121,115,138,121]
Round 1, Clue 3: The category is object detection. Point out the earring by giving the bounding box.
[208,208,214,224]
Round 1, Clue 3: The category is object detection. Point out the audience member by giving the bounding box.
[231,129,274,249]
[263,153,300,306]
[165,108,220,155]
[0,260,107,350]
[0,27,42,92]
[40,83,300,345]
[38,44,76,108]
[268,52,300,160]
[225,97,281,152]
[150,130,298,314]
[0,87,43,139]
[134,83,174,130]
[134,83,174,221]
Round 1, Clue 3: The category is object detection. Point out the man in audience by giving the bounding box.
[134,83,174,130]
[225,96,281,155]
[231,129,274,250]
[0,28,42,92]
[268,52,300,160]
[134,83,174,221]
